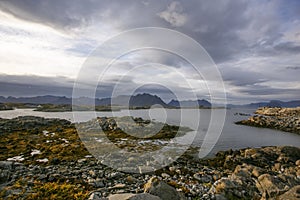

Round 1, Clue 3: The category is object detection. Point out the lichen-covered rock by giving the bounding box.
[277,185,300,200]
[256,174,290,198]
[236,107,300,134]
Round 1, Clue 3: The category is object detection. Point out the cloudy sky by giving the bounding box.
[0,0,299,104]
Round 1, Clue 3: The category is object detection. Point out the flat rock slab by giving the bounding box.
[108,193,161,200]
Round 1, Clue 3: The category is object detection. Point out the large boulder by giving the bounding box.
[277,185,300,200]
[107,193,161,200]
[144,177,186,200]
[256,174,288,198]
[210,165,261,199]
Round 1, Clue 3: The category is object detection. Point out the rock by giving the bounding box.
[108,194,134,200]
[252,166,265,178]
[94,179,105,188]
[161,173,170,179]
[281,146,300,161]
[256,174,288,198]
[50,158,60,165]
[89,192,105,200]
[129,193,161,200]
[277,185,300,200]
[0,169,11,184]
[113,183,126,189]
[212,178,238,194]
[108,193,161,200]
[0,161,14,170]
[232,165,252,179]
[236,107,300,134]
[126,176,138,184]
[214,194,227,200]
[144,177,186,200]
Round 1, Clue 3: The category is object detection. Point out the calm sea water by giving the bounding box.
[1,108,299,156]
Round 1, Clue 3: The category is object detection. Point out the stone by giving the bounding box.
[252,166,264,178]
[213,178,238,194]
[129,193,161,200]
[277,185,300,200]
[233,165,252,179]
[108,194,134,200]
[214,194,227,200]
[113,183,126,189]
[0,161,14,170]
[50,158,60,165]
[256,174,287,198]
[126,176,138,183]
[0,169,11,184]
[108,193,161,200]
[161,173,170,179]
[144,177,186,200]
[94,179,105,188]
[89,192,105,200]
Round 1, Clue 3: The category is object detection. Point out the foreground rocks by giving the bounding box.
[236,107,300,134]
[0,117,299,199]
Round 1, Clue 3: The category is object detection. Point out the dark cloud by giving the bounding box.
[0,0,258,63]
[221,67,268,86]
[274,42,300,54]
[238,85,300,97]
[286,66,300,70]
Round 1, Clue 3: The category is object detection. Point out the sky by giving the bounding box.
[0,0,299,104]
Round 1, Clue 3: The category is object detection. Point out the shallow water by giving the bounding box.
[0,108,299,156]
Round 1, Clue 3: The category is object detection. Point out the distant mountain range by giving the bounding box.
[228,100,300,108]
[0,94,299,108]
[168,99,211,108]
[0,94,169,107]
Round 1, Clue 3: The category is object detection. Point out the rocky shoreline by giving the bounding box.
[0,117,299,199]
[236,107,300,134]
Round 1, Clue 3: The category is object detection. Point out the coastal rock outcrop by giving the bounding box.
[236,107,300,134]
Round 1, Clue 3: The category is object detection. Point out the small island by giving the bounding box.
[236,107,300,134]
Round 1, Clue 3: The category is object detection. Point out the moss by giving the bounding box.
[0,179,91,200]
[0,125,90,165]
[26,181,90,200]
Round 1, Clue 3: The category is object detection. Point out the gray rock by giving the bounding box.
[0,169,11,184]
[0,161,14,170]
[108,193,161,200]
[144,177,186,200]
[129,193,161,200]
[89,192,106,200]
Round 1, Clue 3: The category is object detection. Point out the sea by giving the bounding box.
[0,108,299,156]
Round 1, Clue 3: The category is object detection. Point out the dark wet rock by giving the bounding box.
[50,158,61,165]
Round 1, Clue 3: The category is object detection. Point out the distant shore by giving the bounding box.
[0,103,223,112]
